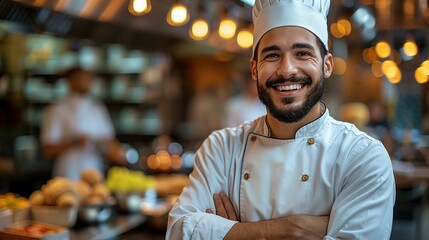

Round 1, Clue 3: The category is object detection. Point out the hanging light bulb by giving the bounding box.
[237,28,253,49]
[219,17,237,39]
[189,3,210,40]
[189,18,210,40]
[217,6,237,40]
[128,0,151,16]
[167,2,190,27]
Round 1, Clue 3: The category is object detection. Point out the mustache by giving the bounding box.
[266,75,312,88]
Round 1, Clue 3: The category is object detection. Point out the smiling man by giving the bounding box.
[166,0,395,239]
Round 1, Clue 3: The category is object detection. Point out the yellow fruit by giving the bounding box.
[0,193,29,209]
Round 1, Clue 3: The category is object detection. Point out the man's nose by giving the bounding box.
[276,56,298,78]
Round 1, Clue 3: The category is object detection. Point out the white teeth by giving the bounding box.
[276,84,303,91]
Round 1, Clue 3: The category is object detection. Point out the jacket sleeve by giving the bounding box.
[324,140,396,240]
[40,106,63,144]
[166,131,238,240]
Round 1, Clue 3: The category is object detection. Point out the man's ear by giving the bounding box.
[324,53,334,78]
[250,58,257,80]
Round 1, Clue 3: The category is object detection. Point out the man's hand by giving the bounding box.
[207,192,329,240]
[206,192,238,221]
[103,139,127,165]
[42,134,91,159]
[75,134,90,147]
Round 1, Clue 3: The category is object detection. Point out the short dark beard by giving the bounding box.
[257,74,325,123]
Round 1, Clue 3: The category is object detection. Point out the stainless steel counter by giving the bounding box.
[71,213,146,240]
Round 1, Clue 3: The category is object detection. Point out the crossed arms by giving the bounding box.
[166,131,395,240]
[207,192,329,240]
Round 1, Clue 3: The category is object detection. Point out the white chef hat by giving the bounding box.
[252,0,330,57]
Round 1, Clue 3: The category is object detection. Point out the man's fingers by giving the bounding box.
[213,193,228,218]
[220,192,238,221]
[211,192,238,221]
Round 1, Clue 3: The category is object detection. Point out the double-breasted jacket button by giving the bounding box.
[307,138,315,145]
[243,172,250,180]
[301,174,309,182]
[250,136,257,143]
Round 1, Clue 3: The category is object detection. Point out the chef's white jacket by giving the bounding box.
[166,109,395,239]
[41,95,115,180]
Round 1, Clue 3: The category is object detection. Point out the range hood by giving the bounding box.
[2,0,428,56]
[1,0,252,56]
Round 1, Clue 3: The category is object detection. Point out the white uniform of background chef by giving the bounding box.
[41,67,126,181]
[166,0,395,239]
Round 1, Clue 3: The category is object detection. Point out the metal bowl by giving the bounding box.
[140,195,177,231]
[114,191,143,213]
[114,189,157,213]
[78,202,114,224]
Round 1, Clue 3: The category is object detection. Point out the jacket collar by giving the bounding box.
[253,105,330,138]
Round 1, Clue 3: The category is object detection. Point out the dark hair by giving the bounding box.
[317,37,328,57]
[252,34,328,62]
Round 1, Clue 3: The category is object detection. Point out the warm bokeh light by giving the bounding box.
[422,60,429,71]
[375,41,391,58]
[404,0,416,18]
[371,60,383,77]
[388,69,401,84]
[167,3,190,26]
[375,0,394,9]
[381,60,401,83]
[420,59,429,69]
[337,19,352,36]
[219,18,237,39]
[403,41,418,57]
[380,60,401,83]
[147,154,160,169]
[171,155,183,169]
[418,59,429,82]
[128,0,151,16]
[157,150,171,170]
[362,47,378,64]
[333,57,347,75]
[330,23,344,38]
[236,29,253,49]
[381,60,396,75]
[385,65,398,79]
[415,67,429,84]
[189,18,210,40]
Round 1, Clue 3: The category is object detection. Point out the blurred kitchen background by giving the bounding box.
[0,0,428,239]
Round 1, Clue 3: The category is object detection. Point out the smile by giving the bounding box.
[275,84,304,92]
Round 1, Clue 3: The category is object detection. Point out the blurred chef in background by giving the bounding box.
[40,67,126,180]
[225,76,266,127]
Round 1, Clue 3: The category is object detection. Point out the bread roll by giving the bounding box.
[56,193,79,208]
[81,169,104,186]
[29,190,45,206]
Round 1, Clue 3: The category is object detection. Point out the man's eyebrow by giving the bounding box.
[260,45,281,55]
[292,43,315,50]
[260,43,315,55]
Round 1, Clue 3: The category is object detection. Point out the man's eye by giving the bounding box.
[264,53,279,59]
[296,51,311,57]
